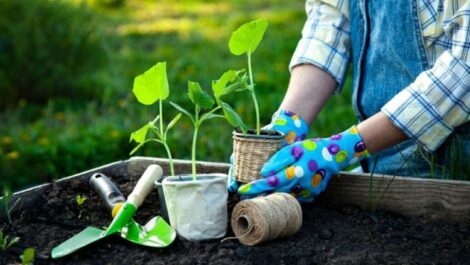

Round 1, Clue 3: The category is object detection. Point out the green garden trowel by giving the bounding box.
[88,172,175,247]
[51,165,176,259]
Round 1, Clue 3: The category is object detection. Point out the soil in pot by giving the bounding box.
[1,173,470,265]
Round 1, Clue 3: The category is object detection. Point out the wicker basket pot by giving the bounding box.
[232,130,284,183]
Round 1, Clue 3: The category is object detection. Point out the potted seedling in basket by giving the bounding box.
[162,80,231,241]
[220,19,284,184]
[129,61,182,220]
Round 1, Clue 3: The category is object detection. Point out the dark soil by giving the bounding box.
[1,173,470,265]
[235,128,283,137]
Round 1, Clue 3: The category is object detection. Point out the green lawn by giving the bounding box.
[0,0,356,192]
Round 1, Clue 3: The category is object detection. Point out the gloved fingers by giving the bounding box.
[238,168,297,195]
[227,155,239,192]
[260,144,303,176]
[272,179,302,196]
[227,173,238,192]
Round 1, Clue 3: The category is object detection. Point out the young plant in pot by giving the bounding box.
[162,81,231,241]
[222,19,309,185]
[129,61,182,221]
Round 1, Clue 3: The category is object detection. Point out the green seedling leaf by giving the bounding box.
[212,70,238,98]
[229,19,269,55]
[21,247,35,265]
[133,62,169,105]
[76,195,87,206]
[232,70,251,92]
[188,81,214,109]
[130,123,151,144]
[170,102,195,124]
[220,101,247,133]
[166,113,182,132]
[199,113,225,123]
[164,113,182,138]
[0,230,20,251]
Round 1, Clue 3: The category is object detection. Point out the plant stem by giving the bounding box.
[162,142,175,176]
[191,106,200,180]
[191,126,198,180]
[159,99,164,140]
[247,52,260,135]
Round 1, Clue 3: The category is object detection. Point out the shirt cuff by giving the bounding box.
[380,50,470,152]
[289,37,350,94]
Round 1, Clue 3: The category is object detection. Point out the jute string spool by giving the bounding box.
[230,193,302,246]
[232,130,283,183]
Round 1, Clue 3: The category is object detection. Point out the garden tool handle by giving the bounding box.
[127,164,163,208]
[89,173,126,213]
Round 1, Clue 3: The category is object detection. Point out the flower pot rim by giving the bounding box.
[232,129,284,140]
[160,173,227,186]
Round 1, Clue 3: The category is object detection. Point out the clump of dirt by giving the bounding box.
[1,174,469,265]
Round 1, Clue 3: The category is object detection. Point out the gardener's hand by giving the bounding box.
[227,110,309,192]
[237,126,370,202]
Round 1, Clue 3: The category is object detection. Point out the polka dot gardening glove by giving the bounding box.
[227,110,309,192]
[237,126,370,202]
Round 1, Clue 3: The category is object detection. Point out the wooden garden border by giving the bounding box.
[6,156,470,222]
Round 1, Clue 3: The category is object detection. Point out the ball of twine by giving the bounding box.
[230,193,302,246]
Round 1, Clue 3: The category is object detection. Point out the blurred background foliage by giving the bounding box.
[0,0,357,193]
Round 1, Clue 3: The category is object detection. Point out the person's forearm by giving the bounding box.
[357,112,408,154]
[280,64,337,125]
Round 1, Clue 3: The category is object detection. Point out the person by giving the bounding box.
[229,0,470,202]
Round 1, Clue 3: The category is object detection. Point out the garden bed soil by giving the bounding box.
[1,171,470,264]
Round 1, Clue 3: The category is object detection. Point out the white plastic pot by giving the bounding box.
[161,173,228,241]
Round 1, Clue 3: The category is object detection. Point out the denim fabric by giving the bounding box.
[350,0,470,178]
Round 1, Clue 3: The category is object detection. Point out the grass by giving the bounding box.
[0,0,356,192]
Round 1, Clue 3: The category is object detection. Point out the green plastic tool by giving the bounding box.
[51,165,175,259]
[88,172,175,247]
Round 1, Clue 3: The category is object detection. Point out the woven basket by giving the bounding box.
[232,130,283,183]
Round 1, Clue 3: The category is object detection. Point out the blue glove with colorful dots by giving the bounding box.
[237,126,370,202]
[227,110,309,192]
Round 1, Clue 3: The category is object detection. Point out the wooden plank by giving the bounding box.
[321,172,470,221]
[5,157,470,222]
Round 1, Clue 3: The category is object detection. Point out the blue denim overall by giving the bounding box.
[350,0,470,177]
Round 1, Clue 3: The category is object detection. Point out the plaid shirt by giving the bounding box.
[290,0,470,152]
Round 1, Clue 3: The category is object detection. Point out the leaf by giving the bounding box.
[130,123,151,144]
[21,247,35,265]
[220,101,247,133]
[188,81,214,109]
[229,19,269,56]
[199,113,225,123]
[133,62,169,105]
[212,70,238,98]
[76,195,87,206]
[170,102,194,123]
[232,70,251,92]
[165,113,182,136]
[7,236,19,248]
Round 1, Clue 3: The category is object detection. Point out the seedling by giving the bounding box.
[227,18,269,135]
[211,69,249,134]
[20,247,35,265]
[171,81,226,180]
[0,230,20,251]
[130,62,182,176]
[76,195,87,207]
[1,187,21,224]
